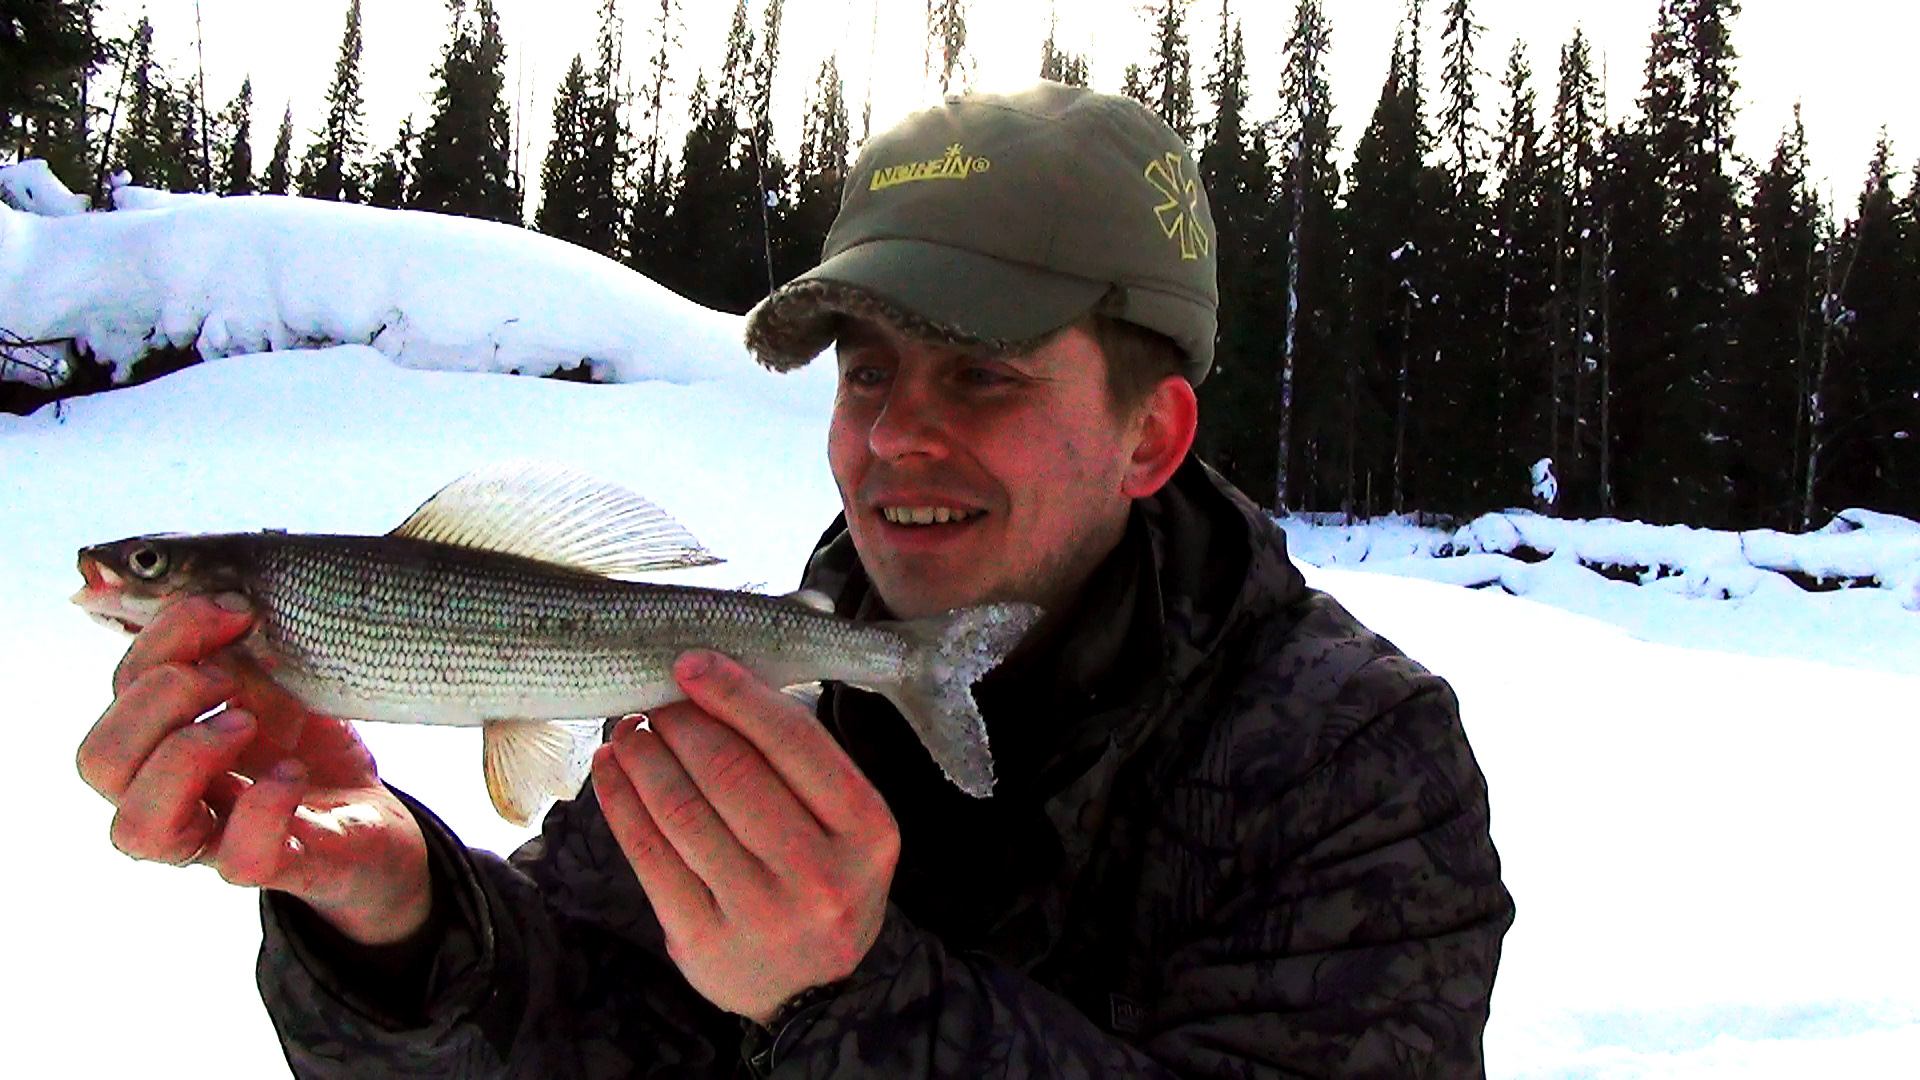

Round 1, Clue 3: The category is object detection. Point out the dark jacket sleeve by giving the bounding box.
[756,626,1512,1077]
[256,786,742,1078]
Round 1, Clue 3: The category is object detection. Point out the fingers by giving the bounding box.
[106,708,254,866]
[645,703,821,861]
[592,738,721,925]
[671,651,886,834]
[605,719,769,893]
[113,595,252,697]
[80,661,238,801]
[208,760,309,888]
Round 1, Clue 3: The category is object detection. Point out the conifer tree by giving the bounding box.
[1491,39,1553,506]
[217,76,254,194]
[535,56,597,244]
[412,0,519,224]
[536,0,631,259]
[367,117,416,209]
[112,17,165,186]
[1275,0,1342,511]
[1820,137,1916,519]
[1341,28,1428,517]
[747,0,790,297]
[1432,0,1498,511]
[1038,6,1089,86]
[1196,4,1276,505]
[1,0,100,189]
[262,103,294,195]
[296,0,367,203]
[927,0,969,95]
[782,54,849,282]
[1742,105,1822,527]
[1136,0,1194,142]
[629,0,681,279]
[1670,0,1746,526]
[1544,29,1602,514]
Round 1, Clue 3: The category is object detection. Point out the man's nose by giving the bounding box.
[867,378,950,462]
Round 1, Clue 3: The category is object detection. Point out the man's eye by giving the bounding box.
[958,365,1012,388]
[842,364,889,388]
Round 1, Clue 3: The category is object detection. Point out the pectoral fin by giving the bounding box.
[482,719,588,826]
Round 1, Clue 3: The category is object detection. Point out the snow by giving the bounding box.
[4,191,1917,1077]
[0,176,783,399]
[0,159,90,217]
[1280,509,1920,678]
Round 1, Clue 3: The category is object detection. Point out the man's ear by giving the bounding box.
[1121,375,1199,499]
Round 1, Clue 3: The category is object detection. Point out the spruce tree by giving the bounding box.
[262,103,294,195]
[295,0,368,203]
[1670,0,1746,527]
[1,0,100,189]
[112,17,168,187]
[1491,40,1553,510]
[1136,0,1194,142]
[1544,29,1602,515]
[927,0,969,95]
[629,0,681,280]
[367,116,417,209]
[1196,5,1276,505]
[1276,0,1343,513]
[217,77,254,194]
[1822,138,1916,519]
[1038,6,1089,86]
[782,54,849,283]
[535,56,597,245]
[1742,105,1821,528]
[412,0,519,224]
[1340,27,1431,517]
[1432,0,1498,511]
[747,0,790,298]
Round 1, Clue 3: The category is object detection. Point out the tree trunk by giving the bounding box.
[1278,133,1304,514]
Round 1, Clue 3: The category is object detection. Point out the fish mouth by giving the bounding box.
[72,555,162,636]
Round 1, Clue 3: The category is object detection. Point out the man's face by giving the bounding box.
[828,316,1144,620]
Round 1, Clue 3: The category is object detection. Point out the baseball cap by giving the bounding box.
[743,81,1219,383]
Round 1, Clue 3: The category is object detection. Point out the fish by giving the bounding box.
[73,461,1043,824]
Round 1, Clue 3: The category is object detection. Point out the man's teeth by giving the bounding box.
[881,506,979,525]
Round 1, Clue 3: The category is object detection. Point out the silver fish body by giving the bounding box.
[238,533,919,727]
[74,462,1042,822]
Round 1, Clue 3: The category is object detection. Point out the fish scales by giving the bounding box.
[250,536,910,725]
[73,461,1043,817]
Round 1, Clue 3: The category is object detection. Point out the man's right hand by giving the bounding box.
[76,594,433,947]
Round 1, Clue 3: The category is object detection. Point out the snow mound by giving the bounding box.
[0,159,90,216]
[0,189,771,390]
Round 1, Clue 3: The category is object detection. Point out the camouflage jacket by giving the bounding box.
[257,459,1513,1078]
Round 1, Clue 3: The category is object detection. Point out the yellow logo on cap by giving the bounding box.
[1145,153,1209,261]
[870,143,993,191]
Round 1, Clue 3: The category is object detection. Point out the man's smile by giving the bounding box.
[878,506,987,526]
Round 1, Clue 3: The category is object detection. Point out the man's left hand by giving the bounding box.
[592,650,900,1027]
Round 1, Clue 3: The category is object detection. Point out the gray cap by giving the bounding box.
[744,82,1219,383]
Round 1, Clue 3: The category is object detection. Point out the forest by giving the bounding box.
[3,0,1915,529]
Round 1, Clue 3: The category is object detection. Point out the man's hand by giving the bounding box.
[76,595,432,947]
[592,650,900,1027]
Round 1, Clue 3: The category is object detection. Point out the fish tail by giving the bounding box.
[881,602,1044,798]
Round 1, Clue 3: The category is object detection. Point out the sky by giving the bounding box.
[99,0,1914,213]
[3,186,1917,1075]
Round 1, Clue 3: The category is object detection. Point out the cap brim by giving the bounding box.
[745,238,1111,372]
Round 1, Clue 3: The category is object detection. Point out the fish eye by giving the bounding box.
[126,543,170,580]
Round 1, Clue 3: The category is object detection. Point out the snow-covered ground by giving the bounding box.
[3,186,1915,1077]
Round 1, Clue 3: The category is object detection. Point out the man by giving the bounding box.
[77,83,1512,1076]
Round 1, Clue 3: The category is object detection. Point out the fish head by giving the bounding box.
[73,534,254,635]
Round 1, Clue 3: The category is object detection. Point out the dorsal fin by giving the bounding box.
[391,460,721,577]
